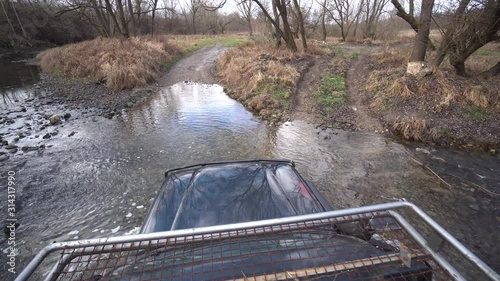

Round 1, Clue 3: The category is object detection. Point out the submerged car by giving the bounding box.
[16,160,499,281]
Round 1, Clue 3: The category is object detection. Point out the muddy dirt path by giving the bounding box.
[346,54,384,132]
[158,46,228,86]
[291,45,384,131]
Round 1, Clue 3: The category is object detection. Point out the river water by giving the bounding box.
[0,53,498,279]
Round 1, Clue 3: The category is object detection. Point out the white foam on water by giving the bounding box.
[111,226,121,233]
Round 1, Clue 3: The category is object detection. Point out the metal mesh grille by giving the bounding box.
[47,212,449,281]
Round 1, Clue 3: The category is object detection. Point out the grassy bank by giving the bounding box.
[37,35,247,91]
[216,41,327,120]
[365,47,500,151]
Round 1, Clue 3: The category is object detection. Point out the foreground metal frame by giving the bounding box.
[16,201,499,281]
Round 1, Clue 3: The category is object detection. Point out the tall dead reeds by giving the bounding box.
[37,37,180,90]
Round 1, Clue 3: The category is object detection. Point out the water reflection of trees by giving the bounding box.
[0,88,33,109]
[171,163,323,230]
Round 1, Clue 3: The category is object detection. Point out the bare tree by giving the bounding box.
[237,0,255,36]
[435,0,500,76]
[319,0,327,40]
[251,0,298,51]
[292,0,307,50]
[188,0,204,33]
[394,0,500,77]
[326,0,364,41]
[364,0,389,38]
[410,0,434,62]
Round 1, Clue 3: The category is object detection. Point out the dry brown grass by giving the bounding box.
[391,118,438,141]
[37,37,180,90]
[217,42,303,117]
[372,48,409,68]
[366,68,410,111]
[217,42,300,94]
[465,85,490,108]
[366,49,499,113]
[304,43,328,55]
[388,76,414,98]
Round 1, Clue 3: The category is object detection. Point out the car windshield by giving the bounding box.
[141,162,324,233]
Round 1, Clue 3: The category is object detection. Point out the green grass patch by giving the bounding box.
[257,78,293,107]
[461,106,490,120]
[315,73,346,115]
[472,49,500,57]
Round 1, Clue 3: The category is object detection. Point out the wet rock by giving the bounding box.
[18,133,26,139]
[8,148,17,154]
[63,113,71,119]
[50,130,59,136]
[105,111,116,119]
[469,204,480,212]
[0,155,8,162]
[2,140,8,145]
[13,137,19,142]
[49,115,61,125]
[68,131,77,137]
[22,146,38,152]
[42,133,51,139]
[5,144,17,150]
[416,148,431,155]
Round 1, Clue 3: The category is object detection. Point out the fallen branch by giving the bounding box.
[409,157,452,189]
[444,173,500,198]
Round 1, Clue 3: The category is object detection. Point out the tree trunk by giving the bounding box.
[391,0,435,50]
[104,0,124,37]
[321,0,326,41]
[433,0,470,67]
[247,18,253,36]
[292,0,307,50]
[451,60,467,76]
[410,0,434,62]
[91,0,110,37]
[252,0,297,51]
[127,0,137,36]
[116,0,129,37]
[271,0,282,47]
[192,13,196,34]
[151,0,159,35]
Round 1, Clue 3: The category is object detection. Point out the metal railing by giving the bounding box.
[16,201,499,281]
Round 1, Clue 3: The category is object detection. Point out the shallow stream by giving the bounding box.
[0,53,498,279]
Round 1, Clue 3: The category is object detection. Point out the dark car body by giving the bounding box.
[133,160,432,280]
[141,160,331,233]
